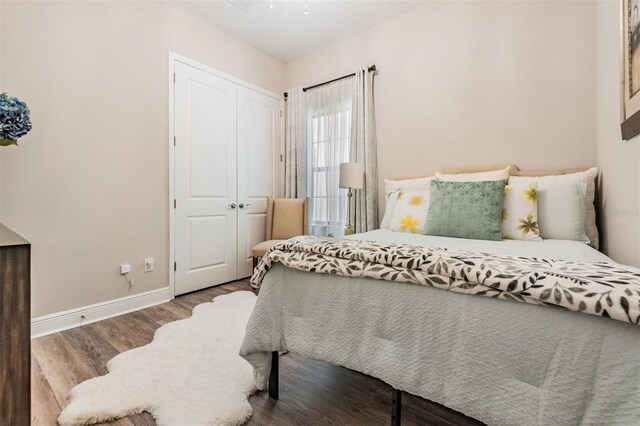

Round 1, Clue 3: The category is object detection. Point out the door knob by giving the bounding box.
[239,203,252,209]
[228,203,237,209]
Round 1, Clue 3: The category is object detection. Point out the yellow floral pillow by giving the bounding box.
[389,190,430,234]
[501,182,541,241]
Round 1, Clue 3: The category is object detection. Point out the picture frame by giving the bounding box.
[621,0,640,139]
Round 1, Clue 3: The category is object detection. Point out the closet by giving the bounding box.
[172,58,282,295]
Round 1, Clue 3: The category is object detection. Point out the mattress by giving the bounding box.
[347,230,613,263]
[240,232,639,426]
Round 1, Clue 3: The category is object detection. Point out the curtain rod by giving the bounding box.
[283,65,376,99]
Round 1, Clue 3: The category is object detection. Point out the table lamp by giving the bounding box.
[339,162,364,235]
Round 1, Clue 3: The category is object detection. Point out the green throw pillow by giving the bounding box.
[424,180,507,241]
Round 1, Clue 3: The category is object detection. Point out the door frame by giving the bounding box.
[168,52,284,297]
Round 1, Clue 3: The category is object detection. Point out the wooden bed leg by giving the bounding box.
[391,388,402,426]
[268,351,279,400]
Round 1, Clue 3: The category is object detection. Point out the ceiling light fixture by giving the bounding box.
[226,0,263,12]
[269,0,274,9]
[304,3,309,15]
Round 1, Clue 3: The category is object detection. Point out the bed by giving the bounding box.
[240,230,640,425]
[240,165,639,425]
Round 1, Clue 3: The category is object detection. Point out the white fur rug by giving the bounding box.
[58,291,258,426]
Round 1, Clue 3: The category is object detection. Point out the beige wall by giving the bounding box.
[3,0,637,318]
[0,1,284,317]
[285,1,597,214]
[596,0,640,266]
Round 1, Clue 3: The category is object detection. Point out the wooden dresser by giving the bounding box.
[0,224,31,425]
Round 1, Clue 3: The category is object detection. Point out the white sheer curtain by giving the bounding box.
[284,86,307,198]
[305,78,355,236]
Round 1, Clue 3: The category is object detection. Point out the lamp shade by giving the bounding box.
[339,162,364,189]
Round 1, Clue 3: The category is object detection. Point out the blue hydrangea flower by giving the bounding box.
[0,93,32,146]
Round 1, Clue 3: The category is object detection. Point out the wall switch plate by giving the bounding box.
[120,264,131,274]
[144,257,154,272]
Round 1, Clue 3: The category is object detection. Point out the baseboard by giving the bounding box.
[31,287,173,339]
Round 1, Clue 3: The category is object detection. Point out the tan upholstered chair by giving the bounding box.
[252,197,309,268]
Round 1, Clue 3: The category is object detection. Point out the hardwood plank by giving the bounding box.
[125,413,157,426]
[90,311,159,352]
[32,279,483,426]
[63,326,120,374]
[32,333,98,409]
[137,303,193,327]
[93,417,136,426]
[31,355,61,426]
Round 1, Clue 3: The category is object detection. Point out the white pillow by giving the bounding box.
[389,190,431,234]
[502,182,542,241]
[381,177,433,229]
[435,166,510,182]
[507,177,588,242]
[384,177,433,193]
[509,167,597,246]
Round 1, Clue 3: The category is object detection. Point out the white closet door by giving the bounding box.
[174,62,238,295]
[237,86,282,278]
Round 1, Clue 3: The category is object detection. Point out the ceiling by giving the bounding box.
[174,0,427,63]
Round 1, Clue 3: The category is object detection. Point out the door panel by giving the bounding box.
[174,61,237,295]
[188,216,227,270]
[188,81,230,198]
[237,86,282,278]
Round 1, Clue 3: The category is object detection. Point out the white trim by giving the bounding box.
[31,287,172,339]
[169,52,283,101]
[279,99,285,197]
[168,52,284,297]
[169,52,176,298]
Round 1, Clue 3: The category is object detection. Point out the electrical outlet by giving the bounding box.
[120,264,131,274]
[144,257,154,272]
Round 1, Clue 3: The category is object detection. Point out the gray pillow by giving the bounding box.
[424,180,507,241]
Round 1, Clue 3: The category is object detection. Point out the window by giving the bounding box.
[305,78,355,237]
[308,110,351,236]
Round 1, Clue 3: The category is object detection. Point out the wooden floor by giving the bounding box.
[32,280,483,426]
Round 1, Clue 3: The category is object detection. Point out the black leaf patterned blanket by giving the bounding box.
[251,236,640,326]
